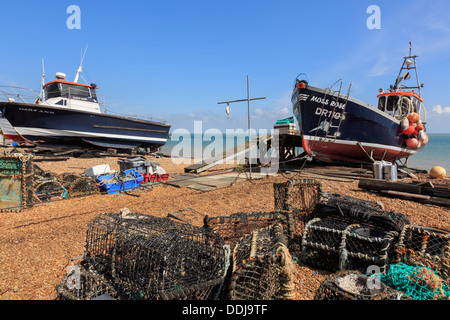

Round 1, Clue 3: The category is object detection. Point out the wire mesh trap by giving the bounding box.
[395,225,450,282]
[314,193,411,233]
[68,177,100,198]
[56,262,121,300]
[273,179,323,254]
[301,217,398,273]
[0,152,34,212]
[33,179,67,202]
[203,212,287,249]
[375,262,450,300]
[58,172,82,188]
[314,270,412,300]
[81,211,228,300]
[229,223,295,300]
[273,179,323,213]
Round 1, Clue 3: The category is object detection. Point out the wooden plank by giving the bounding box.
[294,171,354,182]
[358,179,422,194]
[382,190,431,200]
[184,135,272,174]
[187,184,217,192]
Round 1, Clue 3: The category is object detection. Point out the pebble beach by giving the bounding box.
[0,151,448,300]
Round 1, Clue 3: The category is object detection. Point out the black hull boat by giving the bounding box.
[0,59,170,151]
[0,101,170,150]
[291,44,428,165]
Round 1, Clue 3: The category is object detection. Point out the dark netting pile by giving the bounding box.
[229,223,295,300]
[0,153,34,212]
[203,212,287,249]
[57,211,229,300]
[56,262,121,300]
[395,225,450,282]
[314,270,412,300]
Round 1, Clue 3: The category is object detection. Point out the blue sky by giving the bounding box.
[1,0,450,133]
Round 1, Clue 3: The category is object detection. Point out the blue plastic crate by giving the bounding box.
[96,169,144,194]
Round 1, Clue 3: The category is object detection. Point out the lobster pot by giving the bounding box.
[273,179,323,252]
[396,225,450,282]
[315,193,410,233]
[315,270,412,300]
[301,218,398,273]
[229,223,295,300]
[203,212,287,249]
[56,262,120,300]
[84,212,228,300]
[273,179,323,213]
[57,172,100,197]
[0,153,34,212]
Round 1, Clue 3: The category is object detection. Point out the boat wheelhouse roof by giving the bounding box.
[377,91,423,102]
[43,80,98,89]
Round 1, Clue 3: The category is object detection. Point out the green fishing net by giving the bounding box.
[371,263,450,300]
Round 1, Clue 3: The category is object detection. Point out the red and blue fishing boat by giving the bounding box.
[291,44,428,165]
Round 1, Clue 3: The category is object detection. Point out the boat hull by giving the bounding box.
[0,102,170,150]
[291,85,424,164]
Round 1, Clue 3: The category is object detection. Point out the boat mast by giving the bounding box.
[39,59,45,102]
[392,42,423,96]
[74,45,88,83]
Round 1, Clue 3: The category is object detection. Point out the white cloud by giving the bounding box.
[254,108,264,116]
[432,105,450,114]
[277,107,290,115]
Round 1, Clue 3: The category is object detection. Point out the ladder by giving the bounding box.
[324,81,352,141]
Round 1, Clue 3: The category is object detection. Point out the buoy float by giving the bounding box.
[400,117,410,131]
[418,131,428,145]
[402,125,415,135]
[406,137,419,148]
[430,166,446,179]
[407,112,420,124]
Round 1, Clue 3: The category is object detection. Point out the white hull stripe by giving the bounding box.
[14,126,167,143]
[303,135,418,155]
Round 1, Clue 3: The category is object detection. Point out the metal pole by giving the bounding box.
[247,75,252,179]
[217,76,266,180]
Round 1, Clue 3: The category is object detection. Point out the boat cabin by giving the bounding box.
[41,76,102,113]
[377,91,422,119]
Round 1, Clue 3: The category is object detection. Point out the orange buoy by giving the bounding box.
[430,166,446,179]
[402,125,415,135]
[413,129,419,136]
[406,137,419,148]
[407,112,420,124]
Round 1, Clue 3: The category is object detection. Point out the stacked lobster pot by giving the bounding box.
[273,179,323,254]
[57,211,229,300]
[301,193,410,274]
[229,223,296,300]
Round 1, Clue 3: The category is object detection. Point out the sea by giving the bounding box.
[160,133,450,172]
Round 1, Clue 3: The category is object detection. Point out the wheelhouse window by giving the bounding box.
[44,83,61,99]
[385,95,399,113]
[60,84,98,102]
[377,96,386,111]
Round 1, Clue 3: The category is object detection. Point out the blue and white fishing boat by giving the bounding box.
[0,57,170,151]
